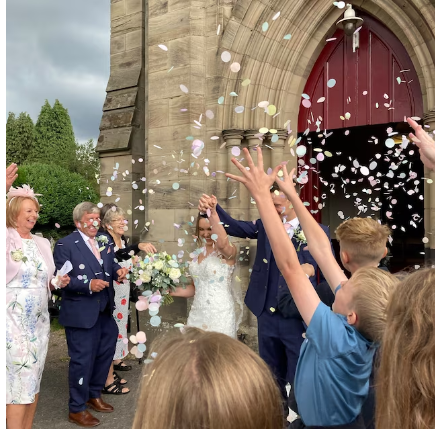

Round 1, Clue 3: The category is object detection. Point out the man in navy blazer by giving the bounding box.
[54,202,129,427]
[200,185,333,412]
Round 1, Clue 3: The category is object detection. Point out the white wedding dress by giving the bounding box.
[187,251,243,339]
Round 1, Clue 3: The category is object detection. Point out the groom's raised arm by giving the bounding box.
[215,204,259,239]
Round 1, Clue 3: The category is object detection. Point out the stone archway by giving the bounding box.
[218,0,435,133]
[216,0,435,265]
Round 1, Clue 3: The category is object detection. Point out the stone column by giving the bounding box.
[423,109,435,263]
[245,130,263,221]
[223,130,244,210]
[96,0,146,245]
[270,130,288,168]
[242,130,263,333]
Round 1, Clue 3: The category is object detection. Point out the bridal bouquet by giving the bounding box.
[129,252,188,305]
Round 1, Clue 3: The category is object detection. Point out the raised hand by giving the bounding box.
[6,163,18,192]
[138,242,157,254]
[198,194,217,214]
[225,147,281,199]
[407,117,435,170]
[276,166,298,200]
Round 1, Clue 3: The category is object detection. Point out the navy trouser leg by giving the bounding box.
[258,313,288,408]
[65,325,100,413]
[89,313,118,398]
[279,317,305,385]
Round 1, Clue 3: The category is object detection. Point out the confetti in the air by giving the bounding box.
[221,51,231,63]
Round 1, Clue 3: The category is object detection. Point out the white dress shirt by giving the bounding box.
[283,217,300,239]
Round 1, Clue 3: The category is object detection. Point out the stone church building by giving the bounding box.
[96,0,435,344]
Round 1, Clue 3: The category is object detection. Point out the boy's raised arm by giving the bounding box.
[276,166,348,291]
[226,147,320,325]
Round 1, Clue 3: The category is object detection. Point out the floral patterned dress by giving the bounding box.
[112,249,132,360]
[6,238,50,404]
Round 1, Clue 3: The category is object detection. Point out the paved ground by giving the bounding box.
[33,329,143,429]
[34,311,297,429]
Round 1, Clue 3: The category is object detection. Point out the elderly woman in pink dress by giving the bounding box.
[6,164,70,429]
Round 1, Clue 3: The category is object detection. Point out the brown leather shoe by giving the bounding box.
[86,397,114,413]
[68,410,100,427]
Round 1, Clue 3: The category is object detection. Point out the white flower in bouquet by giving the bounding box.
[140,272,152,283]
[169,268,181,281]
[154,260,164,270]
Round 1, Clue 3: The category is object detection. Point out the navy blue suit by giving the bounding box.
[54,230,121,413]
[216,205,332,403]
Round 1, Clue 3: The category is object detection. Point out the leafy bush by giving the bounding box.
[15,163,99,230]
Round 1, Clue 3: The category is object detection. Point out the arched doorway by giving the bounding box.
[297,11,424,272]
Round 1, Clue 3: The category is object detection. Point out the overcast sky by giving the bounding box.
[6,0,110,143]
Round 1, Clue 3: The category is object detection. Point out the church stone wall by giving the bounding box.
[97,0,435,350]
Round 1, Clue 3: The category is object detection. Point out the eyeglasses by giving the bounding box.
[112,218,126,224]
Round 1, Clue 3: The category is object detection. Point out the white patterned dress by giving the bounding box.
[6,238,50,404]
[187,252,243,339]
[112,252,132,360]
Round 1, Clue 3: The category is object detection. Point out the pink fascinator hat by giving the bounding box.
[7,185,42,205]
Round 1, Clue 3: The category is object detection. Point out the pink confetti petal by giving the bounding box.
[302,99,311,108]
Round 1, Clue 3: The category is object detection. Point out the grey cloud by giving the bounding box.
[6,0,110,142]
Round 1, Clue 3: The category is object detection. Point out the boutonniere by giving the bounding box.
[96,235,109,251]
[11,249,28,263]
[293,227,307,251]
[96,235,109,245]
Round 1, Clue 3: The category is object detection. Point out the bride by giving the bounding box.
[171,196,243,338]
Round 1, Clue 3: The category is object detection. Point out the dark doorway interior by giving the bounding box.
[301,123,425,273]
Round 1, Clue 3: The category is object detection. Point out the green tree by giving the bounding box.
[72,139,100,191]
[15,163,99,239]
[6,112,34,165]
[30,99,77,170]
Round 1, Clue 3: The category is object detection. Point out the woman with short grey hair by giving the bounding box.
[99,205,157,395]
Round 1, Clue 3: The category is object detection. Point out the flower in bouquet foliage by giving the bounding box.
[169,268,182,280]
[154,260,164,270]
[140,272,152,283]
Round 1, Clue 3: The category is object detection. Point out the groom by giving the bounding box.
[199,184,333,412]
[54,202,129,427]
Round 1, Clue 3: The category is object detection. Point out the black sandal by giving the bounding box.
[113,362,132,371]
[113,371,127,385]
[102,380,130,395]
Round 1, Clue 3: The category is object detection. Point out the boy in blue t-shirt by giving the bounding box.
[227,148,398,428]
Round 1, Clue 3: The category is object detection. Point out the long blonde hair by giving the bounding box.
[132,328,284,429]
[376,268,435,429]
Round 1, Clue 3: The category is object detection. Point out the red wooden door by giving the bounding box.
[297,11,423,221]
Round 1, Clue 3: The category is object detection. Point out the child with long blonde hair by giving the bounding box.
[227,148,398,429]
[132,327,284,429]
[376,268,435,429]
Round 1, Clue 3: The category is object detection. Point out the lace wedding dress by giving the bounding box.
[187,251,243,339]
